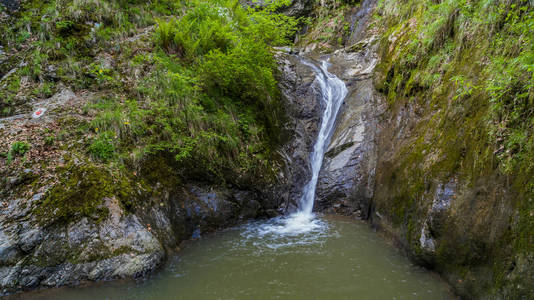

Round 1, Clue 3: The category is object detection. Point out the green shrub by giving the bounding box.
[88,132,115,161]
[11,141,30,155]
[125,0,298,181]
[55,20,75,34]
[7,141,31,164]
[155,0,297,59]
[44,135,56,146]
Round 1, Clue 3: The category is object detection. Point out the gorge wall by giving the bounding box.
[306,0,534,298]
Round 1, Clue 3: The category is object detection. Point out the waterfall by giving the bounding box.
[270,59,347,234]
[298,60,348,215]
[248,59,347,236]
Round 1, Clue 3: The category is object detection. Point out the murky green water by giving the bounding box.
[11,215,454,300]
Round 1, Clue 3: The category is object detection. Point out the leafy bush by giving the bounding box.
[55,20,75,34]
[11,141,30,155]
[44,135,55,146]
[155,0,298,59]
[125,0,298,181]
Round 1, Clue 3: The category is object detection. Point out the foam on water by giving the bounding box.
[240,218,329,251]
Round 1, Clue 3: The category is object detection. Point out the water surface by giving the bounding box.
[12,215,454,300]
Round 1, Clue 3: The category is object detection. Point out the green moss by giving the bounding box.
[35,162,133,225]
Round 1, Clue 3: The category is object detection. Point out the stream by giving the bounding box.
[8,59,455,299]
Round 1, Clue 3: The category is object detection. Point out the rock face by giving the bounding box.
[274,49,324,212]
[314,37,383,217]
[312,0,382,217]
[346,0,375,45]
[0,193,164,294]
[280,0,314,17]
[370,94,534,298]
[275,1,384,215]
[307,0,534,298]
[0,179,282,295]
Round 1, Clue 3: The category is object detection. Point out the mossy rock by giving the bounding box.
[35,163,130,225]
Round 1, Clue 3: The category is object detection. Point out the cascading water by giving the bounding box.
[243,59,348,243]
[274,59,348,234]
[298,60,348,215]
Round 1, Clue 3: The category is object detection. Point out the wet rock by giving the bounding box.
[281,0,314,17]
[433,180,455,211]
[240,198,261,220]
[0,229,21,265]
[417,179,457,254]
[88,253,163,280]
[19,276,39,289]
[18,229,42,253]
[315,35,384,216]
[419,224,436,253]
[274,53,324,211]
[0,263,20,291]
[191,228,201,239]
[346,0,376,45]
[67,218,90,244]
[0,193,166,295]
[40,265,77,287]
